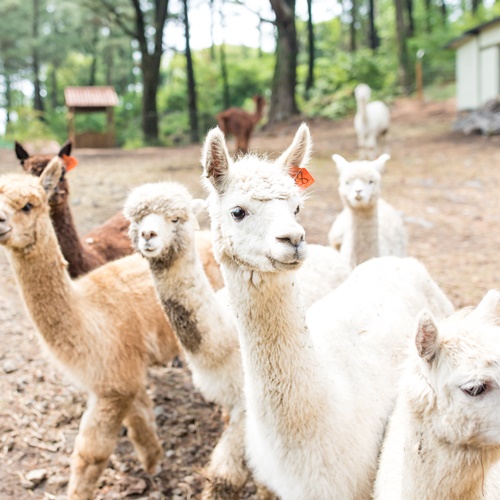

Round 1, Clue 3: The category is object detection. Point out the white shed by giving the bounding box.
[447,17,500,111]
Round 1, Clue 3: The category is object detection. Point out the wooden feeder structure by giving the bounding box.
[64,86,119,148]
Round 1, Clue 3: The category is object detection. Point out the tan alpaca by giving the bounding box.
[0,158,179,500]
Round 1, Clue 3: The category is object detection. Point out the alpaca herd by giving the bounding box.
[1,118,498,500]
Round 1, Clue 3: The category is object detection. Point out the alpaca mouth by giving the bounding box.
[0,228,12,242]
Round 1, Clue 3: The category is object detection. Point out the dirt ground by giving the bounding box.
[0,97,499,499]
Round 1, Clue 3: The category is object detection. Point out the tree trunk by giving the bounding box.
[5,74,11,127]
[471,0,481,13]
[32,0,44,114]
[424,0,431,32]
[220,44,230,109]
[89,29,99,86]
[268,0,299,124]
[440,0,447,25]
[141,54,161,142]
[304,0,315,98]
[394,0,412,94]
[350,0,357,52]
[50,66,58,109]
[368,0,379,50]
[183,0,199,143]
[406,0,414,37]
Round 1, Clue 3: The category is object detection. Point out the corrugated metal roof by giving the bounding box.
[446,16,500,49]
[64,86,119,108]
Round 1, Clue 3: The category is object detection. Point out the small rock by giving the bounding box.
[25,468,48,486]
[47,474,68,488]
[121,477,147,497]
[3,359,18,374]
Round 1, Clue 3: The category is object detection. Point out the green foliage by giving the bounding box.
[5,107,58,142]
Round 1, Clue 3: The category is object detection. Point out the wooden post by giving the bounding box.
[416,49,425,104]
[106,106,115,147]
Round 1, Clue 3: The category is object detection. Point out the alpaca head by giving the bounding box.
[410,289,500,448]
[15,140,73,207]
[354,83,371,103]
[332,153,390,210]
[0,156,63,252]
[124,181,206,264]
[201,124,311,274]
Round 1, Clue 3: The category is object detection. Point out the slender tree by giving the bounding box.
[268,0,299,123]
[182,0,199,142]
[350,0,357,52]
[394,0,412,93]
[304,0,315,98]
[32,0,44,114]
[406,0,415,37]
[368,0,380,50]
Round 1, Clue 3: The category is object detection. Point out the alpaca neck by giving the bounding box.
[402,409,500,499]
[357,98,368,125]
[252,99,264,124]
[349,204,379,267]
[221,260,330,443]
[7,216,80,349]
[50,202,99,278]
[149,242,235,363]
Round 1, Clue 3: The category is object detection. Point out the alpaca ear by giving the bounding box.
[39,157,63,197]
[373,153,390,173]
[276,123,312,173]
[415,310,439,363]
[474,289,500,318]
[202,127,231,193]
[15,141,30,165]
[332,154,349,175]
[58,140,72,158]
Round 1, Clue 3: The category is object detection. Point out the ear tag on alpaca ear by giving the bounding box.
[61,154,78,171]
[290,166,315,190]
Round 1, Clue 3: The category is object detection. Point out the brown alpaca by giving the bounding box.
[14,141,224,290]
[0,158,181,500]
[15,141,132,278]
[216,95,265,154]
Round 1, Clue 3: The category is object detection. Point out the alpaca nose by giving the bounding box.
[141,229,157,241]
[276,226,305,248]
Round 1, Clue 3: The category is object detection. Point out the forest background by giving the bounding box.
[1,0,499,149]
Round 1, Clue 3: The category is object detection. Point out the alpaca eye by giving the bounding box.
[172,218,179,223]
[294,205,300,215]
[369,179,374,184]
[462,383,488,397]
[230,207,246,221]
[21,202,33,213]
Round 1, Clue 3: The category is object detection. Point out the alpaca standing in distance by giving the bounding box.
[201,123,453,499]
[216,95,265,154]
[374,289,500,499]
[354,83,390,159]
[328,153,407,268]
[14,140,224,289]
[0,158,180,500]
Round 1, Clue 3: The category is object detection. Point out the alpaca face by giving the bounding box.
[413,293,500,448]
[202,124,312,273]
[354,83,371,102]
[0,174,48,251]
[124,182,201,264]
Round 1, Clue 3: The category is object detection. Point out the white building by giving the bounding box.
[447,17,500,111]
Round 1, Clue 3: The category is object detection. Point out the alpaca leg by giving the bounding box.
[123,388,163,474]
[68,393,132,500]
[201,407,249,500]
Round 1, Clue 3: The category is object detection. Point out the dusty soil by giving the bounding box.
[0,97,499,499]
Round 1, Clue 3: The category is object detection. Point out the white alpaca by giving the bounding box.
[0,159,180,500]
[201,123,453,499]
[328,153,407,268]
[374,289,500,500]
[354,83,390,159]
[123,182,348,497]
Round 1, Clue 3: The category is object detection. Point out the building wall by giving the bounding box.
[479,25,500,48]
[456,39,479,110]
[480,45,499,104]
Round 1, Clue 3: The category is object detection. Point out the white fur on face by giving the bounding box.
[339,165,381,209]
[136,213,173,258]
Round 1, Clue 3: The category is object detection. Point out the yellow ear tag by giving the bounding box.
[290,166,315,190]
[62,154,78,171]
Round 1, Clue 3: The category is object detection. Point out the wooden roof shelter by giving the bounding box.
[64,86,119,148]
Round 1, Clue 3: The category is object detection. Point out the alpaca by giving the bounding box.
[354,83,390,159]
[216,95,265,155]
[124,182,348,498]
[15,140,132,277]
[374,289,500,500]
[14,140,224,289]
[201,123,454,499]
[0,158,180,500]
[328,153,407,268]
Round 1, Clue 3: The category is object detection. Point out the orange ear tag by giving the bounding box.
[62,154,78,171]
[290,166,315,190]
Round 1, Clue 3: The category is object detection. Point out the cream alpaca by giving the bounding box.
[374,289,500,500]
[124,182,347,497]
[201,123,453,499]
[354,83,390,159]
[328,153,407,268]
[124,182,249,499]
[0,159,179,500]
